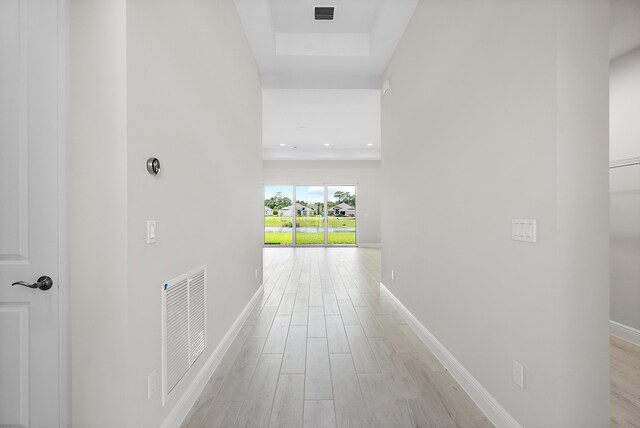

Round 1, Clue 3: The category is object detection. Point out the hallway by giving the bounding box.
[0,0,622,425]
[182,248,491,427]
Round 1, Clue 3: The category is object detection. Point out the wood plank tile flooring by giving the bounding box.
[182,248,492,428]
[612,336,640,427]
[182,247,640,427]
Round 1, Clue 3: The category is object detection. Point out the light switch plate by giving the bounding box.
[147,220,157,244]
[512,219,537,243]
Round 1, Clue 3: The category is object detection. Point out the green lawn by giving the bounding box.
[264,232,356,245]
[264,216,356,245]
[264,215,355,228]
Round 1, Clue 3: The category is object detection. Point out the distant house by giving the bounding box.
[332,203,356,217]
[279,203,316,217]
[264,206,273,216]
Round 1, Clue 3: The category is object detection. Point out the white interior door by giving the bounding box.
[0,0,62,426]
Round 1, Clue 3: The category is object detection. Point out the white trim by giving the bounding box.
[293,186,297,244]
[357,243,381,248]
[609,156,640,169]
[324,184,328,245]
[380,282,522,428]
[159,283,265,428]
[57,0,70,426]
[610,320,640,347]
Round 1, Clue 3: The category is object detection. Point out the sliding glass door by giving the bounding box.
[295,185,325,245]
[264,184,356,246]
[327,185,356,245]
[264,185,293,245]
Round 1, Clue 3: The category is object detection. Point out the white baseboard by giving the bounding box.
[358,243,381,248]
[160,284,264,428]
[610,320,640,347]
[380,282,522,428]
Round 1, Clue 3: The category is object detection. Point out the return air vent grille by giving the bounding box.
[315,6,334,20]
[165,276,190,396]
[189,269,206,364]
[162,266,207,405]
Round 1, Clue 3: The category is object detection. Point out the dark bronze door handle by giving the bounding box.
[12,276,53,291]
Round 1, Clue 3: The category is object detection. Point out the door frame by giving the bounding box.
[57,0,70,425]
[263,183,358,248]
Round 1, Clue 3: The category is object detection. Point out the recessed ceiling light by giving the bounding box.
[280,143,286,146]
[367,143,373,146]
[324,143,330,146]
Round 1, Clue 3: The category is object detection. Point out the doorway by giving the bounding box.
[264,184,357,246]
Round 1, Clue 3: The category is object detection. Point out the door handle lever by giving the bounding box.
[12,276,53,291]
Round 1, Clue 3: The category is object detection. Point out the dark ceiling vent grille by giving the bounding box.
[314,6,335,21]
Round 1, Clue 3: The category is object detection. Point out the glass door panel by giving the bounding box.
[264,185,293,245]
[295,185,325,245]
[327,185,356,245]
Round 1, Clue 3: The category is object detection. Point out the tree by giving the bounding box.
[265,192,291,210]
[333,191,356,207]
[281,197,291,208]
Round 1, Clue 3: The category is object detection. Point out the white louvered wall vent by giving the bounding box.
[162,265,207,405]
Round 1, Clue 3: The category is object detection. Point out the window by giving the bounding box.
[264,185,293,245]
[264,184,356,246]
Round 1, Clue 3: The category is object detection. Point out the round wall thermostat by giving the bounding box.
[147,157,161,176]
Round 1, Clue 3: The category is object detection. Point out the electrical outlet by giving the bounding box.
[148,370,157,399]
[391,270,395,281]
[512,360,524,389]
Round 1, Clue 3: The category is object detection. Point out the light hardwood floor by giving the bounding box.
[182,247,492,428]
[181,248,640,427]
[612,336,640,427]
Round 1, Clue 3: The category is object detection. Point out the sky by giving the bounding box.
[265,185,356,203]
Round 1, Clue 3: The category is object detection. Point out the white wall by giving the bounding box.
[69,0,263,426]
[381,1,609,427]
[69,1,129,425]
[262,89,382,161]
[125,1,262,426]
[263,160,381,245]
[610,48,640,330]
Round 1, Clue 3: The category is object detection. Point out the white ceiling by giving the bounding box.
[239,1,640,160]
[611,0,640,60]
[262,89,381,160]
[234,0,418,89]
[234,0,416,160]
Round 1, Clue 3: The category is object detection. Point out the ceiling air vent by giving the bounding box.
[314,6,335,21]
